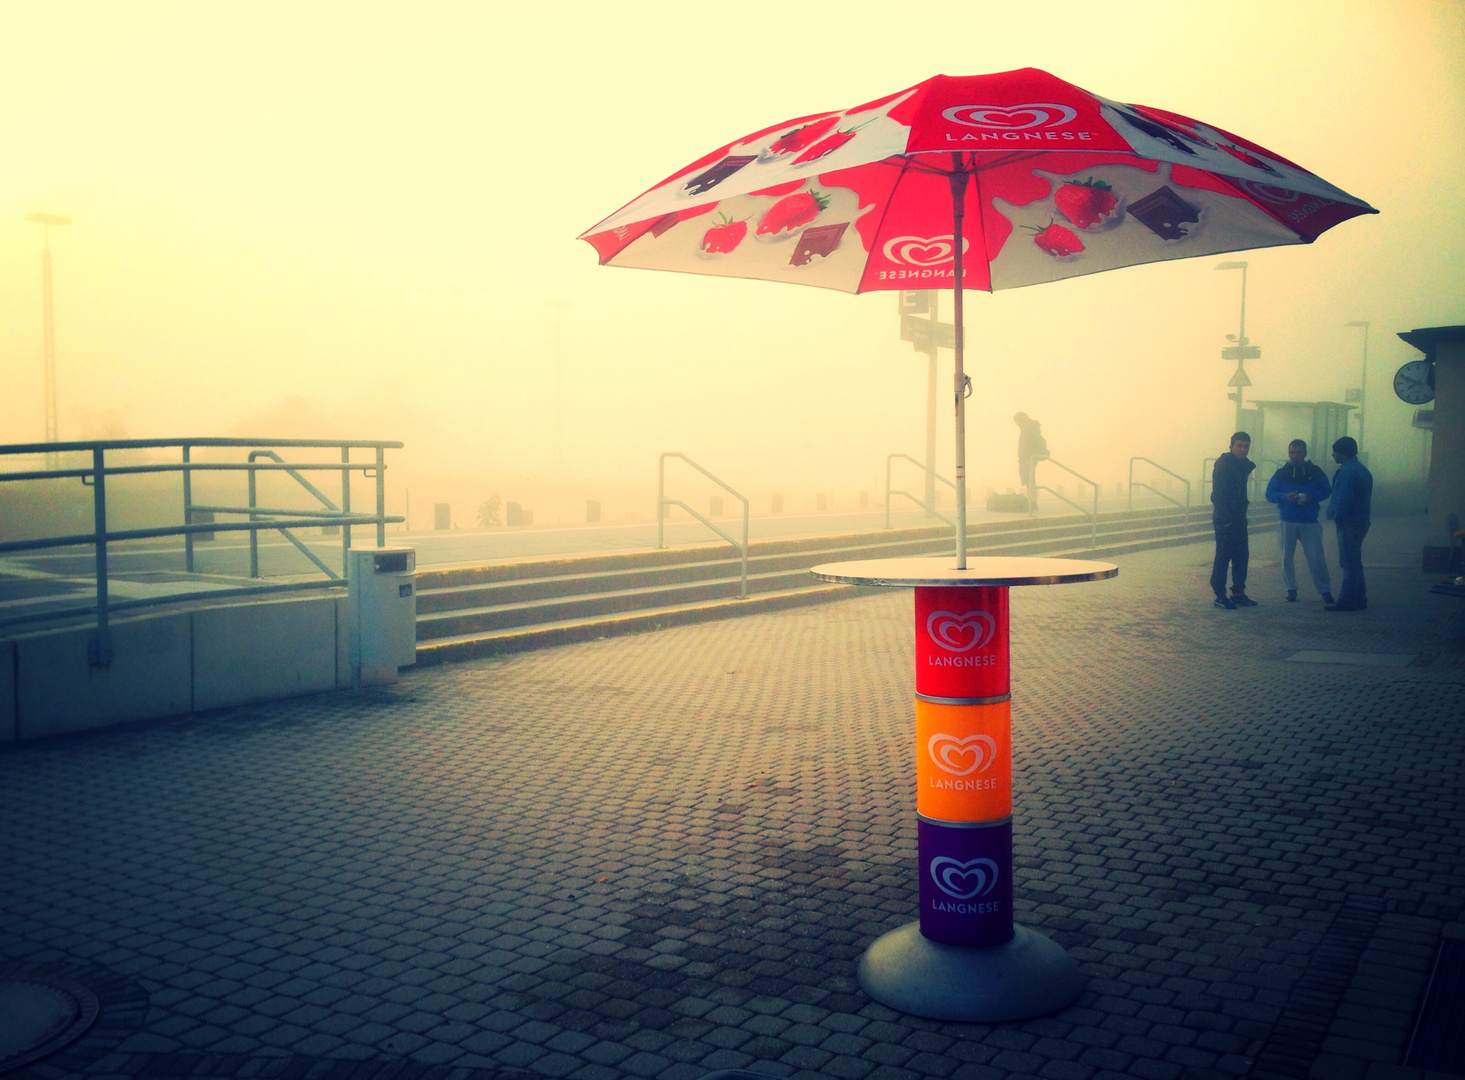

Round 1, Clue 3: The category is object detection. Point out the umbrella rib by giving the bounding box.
[854,156,918,292]
[968,164,994,295]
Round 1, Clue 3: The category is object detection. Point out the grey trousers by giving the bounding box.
[1278,521,1332,594]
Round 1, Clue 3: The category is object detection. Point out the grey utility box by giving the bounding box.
[347,547,416,686]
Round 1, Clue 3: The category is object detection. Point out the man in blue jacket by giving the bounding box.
[1265,439,1335,605]
[1326,436,1373,611]
[1210,432,1257,608]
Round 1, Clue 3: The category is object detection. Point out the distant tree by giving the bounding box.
[476,494,502,528]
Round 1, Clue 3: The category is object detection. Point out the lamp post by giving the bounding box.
[1346,320,1369,448]
[1215,261,1255,433]
[26,212,71,466]
[548,299,570,476]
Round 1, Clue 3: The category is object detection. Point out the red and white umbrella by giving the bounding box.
[580,69,1375,564]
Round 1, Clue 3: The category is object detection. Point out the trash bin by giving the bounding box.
[347,547,416,687]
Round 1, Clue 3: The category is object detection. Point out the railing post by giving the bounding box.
[341,446,352,575]
[248,454,260,578]
[1091,482,1098,547]
[740,499,749,599]
[90,446,112,666]
[183,443,194,573]
[885,455,893,529]
[657,453,666,550]
[1126,458,1134,511]
[375,445,386,548]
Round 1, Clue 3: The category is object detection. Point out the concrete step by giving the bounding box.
[414,508,1251,666]
[414,508,1211,618]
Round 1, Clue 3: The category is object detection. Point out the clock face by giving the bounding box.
[1393,360,1435,405]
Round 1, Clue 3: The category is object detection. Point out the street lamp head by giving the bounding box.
[1345,320,1368,328]
[1215,260,1248,270]
[25,212,71,227]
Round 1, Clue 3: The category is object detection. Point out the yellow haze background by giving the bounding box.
[2,0,1462,525]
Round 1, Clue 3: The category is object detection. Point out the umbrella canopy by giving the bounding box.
[581,69,1374,292]
[580,69,1375,565]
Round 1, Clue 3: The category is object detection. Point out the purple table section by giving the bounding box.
[812,556,1117,1023]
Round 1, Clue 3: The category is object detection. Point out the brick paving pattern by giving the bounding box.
[2,523,1462,1080]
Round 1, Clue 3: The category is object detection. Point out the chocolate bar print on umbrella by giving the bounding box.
[684,155,755,196]
[791,223,848,266]
[1129,186,1202,240]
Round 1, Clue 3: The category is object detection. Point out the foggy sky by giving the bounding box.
[2,1,1461,526]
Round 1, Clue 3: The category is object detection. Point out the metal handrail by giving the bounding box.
[885,454,956,530]
[1128,457,1192,520]
[1034,458,1100,547]
[657,452,749,599]
[0,437,403,666]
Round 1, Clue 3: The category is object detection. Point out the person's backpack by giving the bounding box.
[1031,427,1049,460]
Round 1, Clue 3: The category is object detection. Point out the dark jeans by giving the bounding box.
[1211,519,1249,597]
[1335,522,1369,607]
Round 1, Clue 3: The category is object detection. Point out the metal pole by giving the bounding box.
[42,242,57,455]
[925,290,939,517]
[657,453,666,549]
[1234,265,1247,433]
[248,457,259,578]
[949,162,970,569]
[740,501,749,600]
[884,455,893,529]
[375,445,386,547]
[1359,322,1369,448]
[91,446,111,666]
[182,444,194,573]
[341,446,352,576]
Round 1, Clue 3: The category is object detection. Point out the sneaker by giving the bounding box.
[1322,593,1336,605]
[1286,590,1298,602]
[1214,596,1237,609]
[1231,594,1258,607]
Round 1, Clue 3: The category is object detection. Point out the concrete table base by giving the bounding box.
[858,921,1083,1022]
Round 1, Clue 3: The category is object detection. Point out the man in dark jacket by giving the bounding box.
[1326,436,1373,611]
[1013,412,1048,514]
[1264,438,1335,605]
[1210,432,1257,608]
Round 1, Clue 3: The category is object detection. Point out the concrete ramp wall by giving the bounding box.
[0,593,352,744]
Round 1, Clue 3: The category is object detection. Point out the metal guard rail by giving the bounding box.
[0,437,403,666]
[1034,458,1100,547]
[1128,457,1192,519]
[885,453,956,531]
[657,452,749,600]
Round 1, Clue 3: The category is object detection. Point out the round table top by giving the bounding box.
[811,555,1119,587]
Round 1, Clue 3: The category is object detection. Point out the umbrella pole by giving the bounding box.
[949,166,970,569]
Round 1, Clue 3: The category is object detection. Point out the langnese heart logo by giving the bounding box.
[882,235,969,267]
[930,856,1000,900]
[927,733,997,776]
[1237,180,1301,205]
[941,103,1078,131]
[926,609,996,653]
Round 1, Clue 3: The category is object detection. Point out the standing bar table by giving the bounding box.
[812,555,1117,1022]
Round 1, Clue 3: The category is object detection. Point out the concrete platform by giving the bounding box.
[0,517,1461,1080]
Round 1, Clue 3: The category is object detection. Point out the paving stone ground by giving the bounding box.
[3,516,1462,1080]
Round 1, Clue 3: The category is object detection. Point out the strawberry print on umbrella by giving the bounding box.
[581,68,1374,565]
